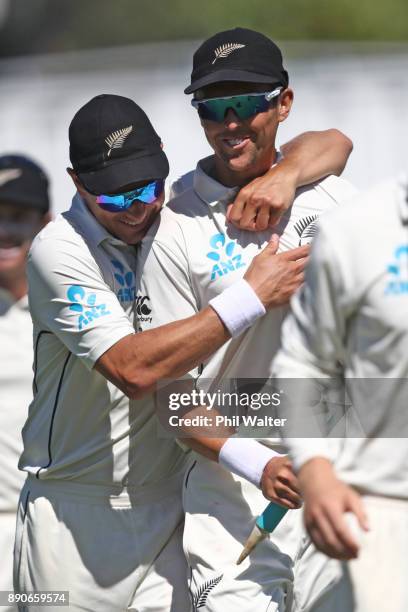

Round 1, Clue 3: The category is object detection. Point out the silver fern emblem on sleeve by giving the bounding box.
[105,125,133,157]
[212,43,245,64]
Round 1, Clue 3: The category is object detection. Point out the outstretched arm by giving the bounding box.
[96,236,309,399]
[228,129,353,230]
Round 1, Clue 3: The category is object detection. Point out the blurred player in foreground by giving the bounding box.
[13,93,349,612]
[138,27,356,611]
[273,176,408,610]
[0,154,50,611]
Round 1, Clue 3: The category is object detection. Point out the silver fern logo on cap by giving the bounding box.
[105,125,133,158]
[0,168,22,187]
[212,43,245,64]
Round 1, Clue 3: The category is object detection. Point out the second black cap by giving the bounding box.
[0,154,50,213]
[69,94,169,195]
[185,27,288,95]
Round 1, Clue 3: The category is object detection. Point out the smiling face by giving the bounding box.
[196,82,293,187]
[68,171,165,245]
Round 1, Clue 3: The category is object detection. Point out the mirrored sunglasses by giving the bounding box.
[96,179,164,212]
[191,88,282,122]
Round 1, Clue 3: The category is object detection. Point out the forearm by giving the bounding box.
[184,433,297,507]
[96,239,308,398]
[298,456,335,484]
[280,129,353,185]
[181,411,281,489]
[177,408,300,507]
[96,306,229,398]
[183,436,228,462]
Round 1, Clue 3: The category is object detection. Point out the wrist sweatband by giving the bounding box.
[209,279,266,338]
[218,438,280,488]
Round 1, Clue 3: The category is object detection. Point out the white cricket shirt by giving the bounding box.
[0,290,33,511]
[273,175,408,499]
[138,156,356,446]
[20,193,187,488]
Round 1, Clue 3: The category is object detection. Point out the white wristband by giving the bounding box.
[209,279,266,338]
[218,438,280,488]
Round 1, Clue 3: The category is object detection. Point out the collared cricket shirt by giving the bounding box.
[273,175,408,498]
[20,193,187,487]
[137,156,357,444]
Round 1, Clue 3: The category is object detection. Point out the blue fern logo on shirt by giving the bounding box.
[385,244,408,295]
[111,259,136,302]
[206,233,246,282]
[67,285,111,330]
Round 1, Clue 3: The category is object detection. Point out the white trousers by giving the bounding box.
[0,511,18,612]
[183,458,300,612]
[183,457,351,612]
[294,495,408,612]
[14,475,191,612]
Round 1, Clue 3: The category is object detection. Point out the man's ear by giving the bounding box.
[277,88,294,123]
[66,168,87,196]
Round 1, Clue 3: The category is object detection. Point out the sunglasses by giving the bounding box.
[96,179,164,212]
[191,88,282,123]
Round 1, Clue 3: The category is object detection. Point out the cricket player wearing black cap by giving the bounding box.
[138,27,357,612]
[0,154,50,612]
[14,93,348,611]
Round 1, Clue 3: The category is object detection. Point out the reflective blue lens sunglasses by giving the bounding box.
[191,88,282,123]
[96,179,164,212]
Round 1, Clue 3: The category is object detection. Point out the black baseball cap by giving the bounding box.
[69,94,169,195]
[0,154,50,213]
[185,27,288,95]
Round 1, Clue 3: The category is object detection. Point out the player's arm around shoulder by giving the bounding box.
[97,235,312,399]
[227,129,353,230]
[96,204,226,399]
[97,206,312,400]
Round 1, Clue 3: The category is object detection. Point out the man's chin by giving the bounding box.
[116,224,150,246]
[220,149,254,170]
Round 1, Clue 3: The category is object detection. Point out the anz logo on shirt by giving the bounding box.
[206,233,246,282]
[67,285,111,330]
[111,259,136,303]
[384,244,408,295]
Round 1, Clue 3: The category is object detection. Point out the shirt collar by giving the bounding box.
[193,151,282,209]
[193,156,238,208]
[65,192,128,248]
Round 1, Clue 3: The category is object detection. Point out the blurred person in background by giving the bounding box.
[273,175,408,611]
[0,154,50,611]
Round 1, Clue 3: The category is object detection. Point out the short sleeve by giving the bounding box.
[28,233,135,370]
[318,175,359,204]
